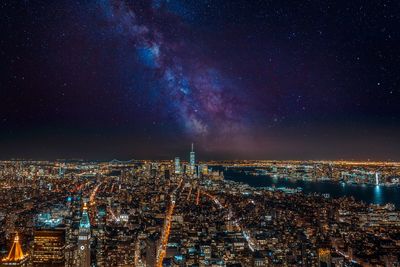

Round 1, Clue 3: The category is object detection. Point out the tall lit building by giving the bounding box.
[174,157,181,174]
[1,233,28,267]
[201,164,208,175]
[318,248,331,267]
[189,143,195,176]
[145,235,158,267]
[58,164,64,177]
[32,229,65,266]
[77,203,91,267]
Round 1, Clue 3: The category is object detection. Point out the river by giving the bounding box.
[220,167,400,208]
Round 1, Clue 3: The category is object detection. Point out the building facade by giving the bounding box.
[77,203,91,267]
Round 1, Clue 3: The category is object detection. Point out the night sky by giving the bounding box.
[1,0,399,160]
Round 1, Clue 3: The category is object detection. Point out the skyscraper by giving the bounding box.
[174,157,181,174]
[189,143,195,176]
[32,229,65,266]
[318,248,332,267]
[77,203,91,267]
[145,234,158,267]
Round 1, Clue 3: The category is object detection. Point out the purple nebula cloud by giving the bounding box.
[96,0,252,140]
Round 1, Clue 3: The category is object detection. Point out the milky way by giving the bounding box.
[1,0,399,159]
[96,0,250,138]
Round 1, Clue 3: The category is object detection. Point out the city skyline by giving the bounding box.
[1,1,399,160]
[1,157,400,266]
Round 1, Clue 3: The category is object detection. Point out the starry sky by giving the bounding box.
[1,0,399,160]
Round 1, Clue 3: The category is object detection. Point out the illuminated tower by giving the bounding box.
[58,164,64,177]
[78,203,91,267]
[189,143,195,176]
[1,232,28,266]
[174,157,181,174]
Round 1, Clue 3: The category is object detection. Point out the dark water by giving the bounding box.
[221,168,400,207]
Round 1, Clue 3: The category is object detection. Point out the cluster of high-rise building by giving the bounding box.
[1,148,400,266]
[173,144,209,179]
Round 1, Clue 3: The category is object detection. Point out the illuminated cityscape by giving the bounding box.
[1,146,400,266]
[2,0,400,266]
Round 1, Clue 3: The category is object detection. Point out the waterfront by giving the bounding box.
[223,168,400,208]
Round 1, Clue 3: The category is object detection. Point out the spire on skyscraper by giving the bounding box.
[79,202,91,229]
[190,143,196,176]
[1,232,27,263]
